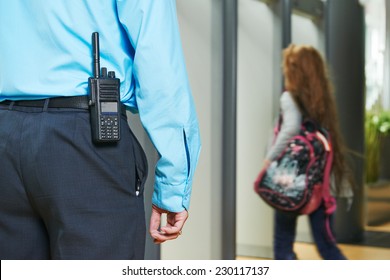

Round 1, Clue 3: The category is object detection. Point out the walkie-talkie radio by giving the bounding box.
[88,32,121,143]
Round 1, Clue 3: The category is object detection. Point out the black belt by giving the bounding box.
[0,96,127,114]
[0,96,90,109]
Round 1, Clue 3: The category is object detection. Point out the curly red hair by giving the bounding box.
[283,44,349,191]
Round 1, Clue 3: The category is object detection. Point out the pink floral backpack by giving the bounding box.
[254,118,336,216]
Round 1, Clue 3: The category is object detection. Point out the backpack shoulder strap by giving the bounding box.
[316,131,336,214]
[316,130,337,242]
[323,143,337,214]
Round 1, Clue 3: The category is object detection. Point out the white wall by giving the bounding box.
[236,0,276,259]
[292,14,324,54]
[161,0,224,259]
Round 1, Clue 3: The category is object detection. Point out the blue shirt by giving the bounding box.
[0,0,201,213]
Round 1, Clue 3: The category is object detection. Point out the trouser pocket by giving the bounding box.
[124,117,148,197]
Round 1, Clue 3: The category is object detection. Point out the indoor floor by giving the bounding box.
[237,222,390,260]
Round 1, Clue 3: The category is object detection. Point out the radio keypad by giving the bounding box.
[100,116,119,140]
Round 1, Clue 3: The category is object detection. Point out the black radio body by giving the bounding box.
[88,32,121,143]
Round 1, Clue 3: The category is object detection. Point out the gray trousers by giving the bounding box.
[0,102,147,259]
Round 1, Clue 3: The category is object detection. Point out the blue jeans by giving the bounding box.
[273,203,347,260]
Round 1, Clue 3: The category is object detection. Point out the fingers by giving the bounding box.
[149,205,188,244]
[152,231,181,245]
[160,210,188,235]
[149,205,163,237]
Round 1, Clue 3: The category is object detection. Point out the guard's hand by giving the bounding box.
[149,204,188,244]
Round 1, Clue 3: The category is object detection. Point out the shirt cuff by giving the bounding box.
[152,179,192,212]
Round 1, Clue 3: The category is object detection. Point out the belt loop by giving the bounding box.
[43,99,50,112]
[8,101,15,111]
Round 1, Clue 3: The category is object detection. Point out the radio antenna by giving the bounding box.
[92,32,100,78]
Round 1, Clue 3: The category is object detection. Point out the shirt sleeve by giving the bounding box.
[116,0,201,212]
[266,92,301,161]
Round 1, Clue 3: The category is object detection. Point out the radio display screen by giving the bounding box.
[101,102,118,113]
